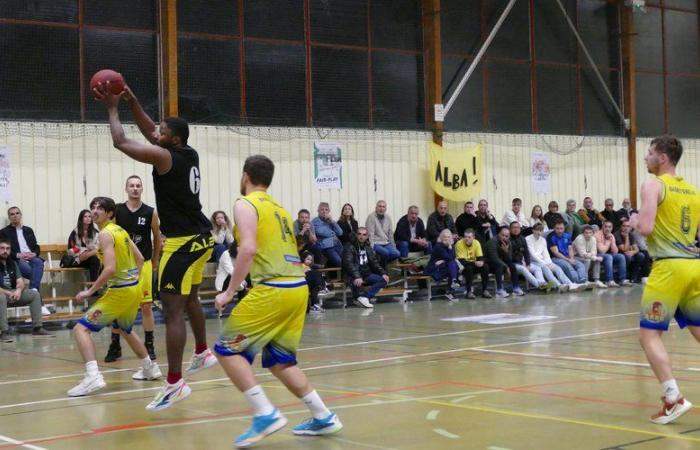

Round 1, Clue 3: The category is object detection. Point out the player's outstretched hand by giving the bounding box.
[122,85,136,104]
[215,291,233,314]
[92,81,124,109]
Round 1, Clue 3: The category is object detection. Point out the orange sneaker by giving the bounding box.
[650,397,692,424]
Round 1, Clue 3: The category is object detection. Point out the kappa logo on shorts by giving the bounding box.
[644,301,667,323]
[223,334,249,352]
[164,283,176,290]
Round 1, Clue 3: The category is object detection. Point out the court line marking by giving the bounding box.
[426,409,440,420]
[332,437,399,450]
[0,435,46,450]
[0,311,639,387]
[433,428,460,439]
[0,326,640,410]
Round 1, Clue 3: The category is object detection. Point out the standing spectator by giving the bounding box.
[579,197,604,228]
[500,198,530,230]
[615,220,648,283]
[526,223,579,292]
[509,222,547,290]
[394,205,431,257]
[455,229,491,299]
[547,221,588,285]
[312,203,343,267]
[210,210,234,262]
[0,239,53,341]
[342,227,388,309]
[425,229,460,294]
[365,200,400,265]
[595,221,630,286]
[455,201,477,237]
[0,207,44,292]
[473,199,499,245]
[67,209,101,281]
[573,225,606,288]
[617,197,638,221]
[563,199,584,237]
[294,209,323,263]
[529,205,549,233]
[543,201,565,230]
[337,203,358,245]
[601,199,622,232]
[484,226,520,298]
[427,201,457,243]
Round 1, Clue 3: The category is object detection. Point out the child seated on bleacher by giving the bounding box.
[301,251,329,313]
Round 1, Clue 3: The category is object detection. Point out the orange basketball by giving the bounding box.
[89,69,125,95]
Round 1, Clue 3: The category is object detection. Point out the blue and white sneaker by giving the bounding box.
[292,412,343,436]
[235,409,287,448]
[145,378,191,411]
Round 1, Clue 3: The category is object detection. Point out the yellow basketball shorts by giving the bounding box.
[159,234,214,296]
[640,258,700,330]
[139,259,153,303]
[79,283,141,334]
[214,278,308,368]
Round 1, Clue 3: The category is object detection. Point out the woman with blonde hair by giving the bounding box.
[424,229,460,295]
[210,210,234,262]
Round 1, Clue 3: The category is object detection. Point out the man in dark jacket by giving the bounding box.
[455,201,478,237]
[472,199,499,246]
[601,198,622,232]
[342,227,389,308]
[394,206,432,257]
[0,207,44,291]
[426,201,457,243]
[484,226,520,298]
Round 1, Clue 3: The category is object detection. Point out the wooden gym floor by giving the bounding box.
[2,286,700,449]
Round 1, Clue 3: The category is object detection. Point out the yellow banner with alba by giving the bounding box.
[429,142,483,202]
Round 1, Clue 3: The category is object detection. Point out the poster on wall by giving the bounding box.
[313,142,342,190]
[531,152,551,194]
[0,145,11,202]
[429,142,483,202]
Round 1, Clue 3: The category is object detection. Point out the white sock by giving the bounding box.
[141,356,153,369]
[244,385,275,416]
[662,379,681,403]
[301,390,331,420]
[86,360,99,377]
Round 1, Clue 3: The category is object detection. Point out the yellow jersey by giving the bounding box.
[647,174,700,259]
[98,222,139,287]
[455,239,483,262]
[237,191,304,284]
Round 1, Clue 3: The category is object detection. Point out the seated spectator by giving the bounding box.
[579,196,604,228]
[563,199,584,238]
[425,229,460,294]
[311,203,344,267]
[338,203,358,245]
[0,207,44,292]
[301,251,329,313]
[485,226,520,298]
[294,209,323,262]
[547,221,588,286]
[365,200,400,265]
[455,229,491,299]
[601,198,622,232]
[342,227,388,309]
[526,223,579,292]
[215,242,247,298]
[617,197,638,221]
[0,239,53,341]
[573,225,606,288]
[595,221,630,286]
[500,198,530,231]
[543,201,565,230]
[456,201,477,238]
[395,205,432,258]
[427,201,457,244]
[473,199,499,245]
[529,205,549,234]
[210,210,234,262]
[615,220,648,284]
[67,209,101,281]
[510,222,547,291]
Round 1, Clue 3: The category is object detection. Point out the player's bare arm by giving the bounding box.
[129,238,145,275]
[76,230,115,300]
[630,178,662,236]
[122,85,158,144]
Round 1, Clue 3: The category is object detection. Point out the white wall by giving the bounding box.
[0,121,656,245]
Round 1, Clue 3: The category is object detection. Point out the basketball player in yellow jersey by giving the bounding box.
[215,155,342,448]
[628,136,700,424]
[68,197,161,397]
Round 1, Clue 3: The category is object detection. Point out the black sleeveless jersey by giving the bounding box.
[152,145,212,237]
[115,202,154,261]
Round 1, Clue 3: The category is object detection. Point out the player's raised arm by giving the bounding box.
[122,85,159,144]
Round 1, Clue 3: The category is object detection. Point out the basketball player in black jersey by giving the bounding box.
[94,83,217,411]
[104,175,162,363]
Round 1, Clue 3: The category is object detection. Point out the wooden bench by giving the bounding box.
[39,244,90,315]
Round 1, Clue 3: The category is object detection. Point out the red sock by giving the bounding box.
[195,343,208,354]
[167,371,182,384]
